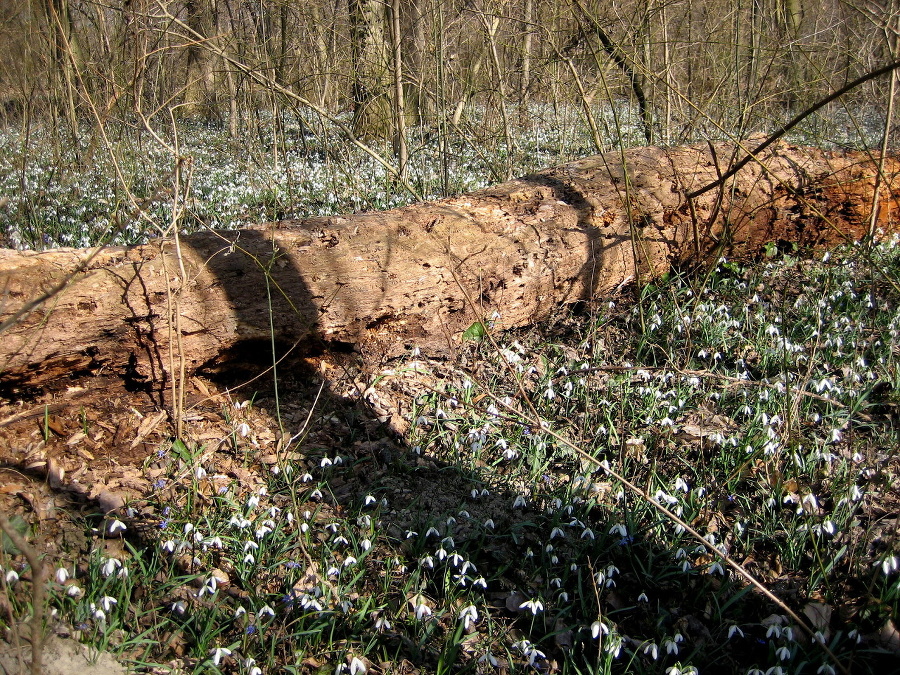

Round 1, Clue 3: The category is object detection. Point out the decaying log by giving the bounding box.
[1,141,898,390]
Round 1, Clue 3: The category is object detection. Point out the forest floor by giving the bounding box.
[2,241,900,675]
[2,110,899,674]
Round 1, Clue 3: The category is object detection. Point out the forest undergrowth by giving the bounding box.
[2,239,900,675]
[1,108,899,675]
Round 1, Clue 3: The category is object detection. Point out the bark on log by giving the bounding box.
[1,141,898,391]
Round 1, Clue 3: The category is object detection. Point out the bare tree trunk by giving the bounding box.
[0,142,897,390]
[391,0,408,183]
[182,0,216,118]
[521,0,534,99]
[349,0,392,139]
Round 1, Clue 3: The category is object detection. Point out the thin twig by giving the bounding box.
[0,513,44,675]
[688,58,900,199]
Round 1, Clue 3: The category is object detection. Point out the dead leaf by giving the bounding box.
[803,602,832,637]
[879,619,900,655]
[505,591,526,613]
[130,410,167,449]
[47,457,65,489]
[553,618,573,650]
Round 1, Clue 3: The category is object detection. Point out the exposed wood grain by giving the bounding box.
[1,141,897,390]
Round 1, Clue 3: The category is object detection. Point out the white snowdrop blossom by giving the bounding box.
[664,634,683,655]
[609,523,628,537]
[591,620,609,638]
[101,557,122,578]
[519,597,544,615]
[349,657,367,675]
[210,646,232,666]
[107,519,127,534]
[459,605,478,630]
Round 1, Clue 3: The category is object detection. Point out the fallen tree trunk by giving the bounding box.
[1,140,898,391]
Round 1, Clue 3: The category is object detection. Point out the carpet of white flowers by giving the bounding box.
[0,103,880,250]
[0,106,898,675]
[0,241,893,675]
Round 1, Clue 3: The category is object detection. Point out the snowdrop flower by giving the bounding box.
[708,561,725,575]
[459,605,478,630]
[99,596,117,611]
[349,657,367,675]
[643,642,658,659]
[210,646,231,666]
[637,592,648,602]
[107,519,127,534]
[817,664,836,675]
[101,557,122,578]
[344,556,358,567]
[728,624,744,639]
[3,569,18,585]
[364,495,377,506]
[171,600,187,615]
[775,645,791,661]
[519,598,543,614]
[472,576,487,589]
[414,603,432,620]
[66,584,83,598]
[258,604,275,619]
[478,652,499,667]
[513,495,527,508]
[550,527,565,539]
[664,634,683,655]
[879,555,899,576]
[609,523,628,537]
[581,528,595,539]
[590,620,609,638]
[55,568,70,584]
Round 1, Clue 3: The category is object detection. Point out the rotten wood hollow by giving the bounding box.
[0,141,898,391]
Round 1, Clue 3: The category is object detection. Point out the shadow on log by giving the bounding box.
[0,141,898,392]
